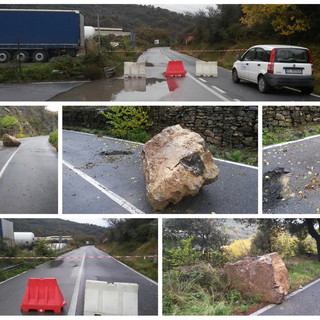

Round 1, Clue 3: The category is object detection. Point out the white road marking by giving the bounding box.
[165,54,229,101]
[251,277,320,315]
[68,249,86,316]
[211,85,226,93]
[263,133,320,150]
[214,158,258,170]
[199,78,207,83]
[63,160,145,214]
[95,248,158,286]
[0,141,30,180]
[233,99,241,101]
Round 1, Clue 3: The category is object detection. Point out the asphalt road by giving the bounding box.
[1,48,318,101]
[51,47,320,101]
[253,277,320,315]
[63,130,258,214]
[0,245,158,315]
[0,135,58,214]
[0,81,87,101]
[263,135,320,214]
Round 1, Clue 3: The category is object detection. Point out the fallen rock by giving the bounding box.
[224,252,290,304]
[2,134,21,147]
[142,124,219,210]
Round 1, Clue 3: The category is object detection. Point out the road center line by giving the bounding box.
[68,249,86,316]
[0,141,30,180]
[63,160,145,214]
[211,85,226,93]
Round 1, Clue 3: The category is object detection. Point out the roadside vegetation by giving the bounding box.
[0,38,140,83]
[163,219,320,315]
[209,145,257,166]
[97,219,158,282]
[263,124,320,146]
[48,130,58,150]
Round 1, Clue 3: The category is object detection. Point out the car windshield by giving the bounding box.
[275,48,309,63]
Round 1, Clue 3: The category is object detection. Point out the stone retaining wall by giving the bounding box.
[148,106,258,149]
[263,106,320,129]
[63,106,258,149]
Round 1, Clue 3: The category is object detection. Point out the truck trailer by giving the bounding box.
[0,9,85,63]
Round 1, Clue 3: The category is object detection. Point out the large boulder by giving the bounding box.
[224,252,290,304]
[2,134,21,147]
[142,124,219,210]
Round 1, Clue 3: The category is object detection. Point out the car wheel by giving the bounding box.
[258,75,270,93]
[232,68,240,83]
[300,87,314,95]
[0,50,11,63]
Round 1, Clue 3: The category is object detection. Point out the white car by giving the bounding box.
[232,45,315,94]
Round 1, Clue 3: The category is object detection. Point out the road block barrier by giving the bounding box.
[164,61,187,77]
[196,61,218,77]
[20,278,67,313]
[84,280,138,315]
[124,62,146,78]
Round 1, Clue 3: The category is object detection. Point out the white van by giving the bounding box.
[232,45,315,94]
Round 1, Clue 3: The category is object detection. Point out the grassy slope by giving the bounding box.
[163,256,320,316]
[97,238,158,282]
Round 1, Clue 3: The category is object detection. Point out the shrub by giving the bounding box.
[100,106,152,141]
[0,115,19,130]
[164,237,201,269]
[49,130,58,149]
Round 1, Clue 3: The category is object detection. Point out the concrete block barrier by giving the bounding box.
[84,280,139,315]
[196,61,218,77]
[124,62,146,78]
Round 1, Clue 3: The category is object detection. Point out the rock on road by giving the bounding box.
[0,245,158,315]
[63,130,258,214]
[0,135,58,214]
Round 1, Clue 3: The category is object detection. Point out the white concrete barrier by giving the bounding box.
[124,62,146,78]
[84,280,139,315]
[196,61,218,77]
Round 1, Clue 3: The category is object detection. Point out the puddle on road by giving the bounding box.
[49,74,203,101]
[263,167,295,211]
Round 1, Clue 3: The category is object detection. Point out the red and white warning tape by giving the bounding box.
[0,255,158,260]
[106,48,247,53]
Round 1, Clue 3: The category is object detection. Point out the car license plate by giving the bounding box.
[285,68,303,74]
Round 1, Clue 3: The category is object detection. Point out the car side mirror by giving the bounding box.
[236,53,242,61]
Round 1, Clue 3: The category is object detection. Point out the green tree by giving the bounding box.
[241,4,309,36]
[164,219,229,252]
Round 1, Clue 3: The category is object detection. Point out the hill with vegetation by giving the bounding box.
[0,106,57,138]
[11,219,107,241]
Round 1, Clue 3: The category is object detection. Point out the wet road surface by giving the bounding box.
[51,47,320,102]
[0,81,87,101]
[0,135,58,214]
[263,135,320,214]
[253,277,320,315]
[63,130,258,214]
[1,47,320,101]
[0,245,158,315]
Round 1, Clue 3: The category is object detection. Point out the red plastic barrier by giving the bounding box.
[164,61,187,77]
[20,278,67,314]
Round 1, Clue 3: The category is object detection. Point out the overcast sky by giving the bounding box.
[62,217,110,227]
[155,4,212,14]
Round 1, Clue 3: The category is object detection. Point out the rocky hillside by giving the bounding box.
[0,106,57,137]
